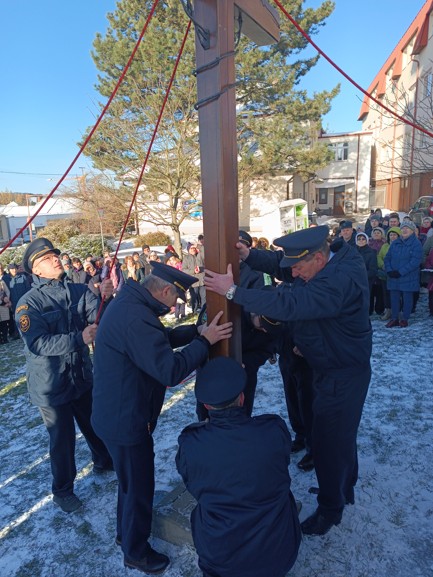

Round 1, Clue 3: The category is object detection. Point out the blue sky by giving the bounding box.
[0,0,427,196]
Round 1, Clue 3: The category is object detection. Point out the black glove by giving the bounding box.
[388,270,401,278]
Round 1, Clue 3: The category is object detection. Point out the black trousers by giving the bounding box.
[279,349,314,451]
[312,365,371,522]
[39,388,112,497]
[105,436,155,561]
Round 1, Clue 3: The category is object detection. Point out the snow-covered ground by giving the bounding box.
[1,295,432,577]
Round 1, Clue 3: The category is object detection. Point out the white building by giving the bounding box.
[358,1,433,211]
[311,131,373,216]
[0,197,79,246]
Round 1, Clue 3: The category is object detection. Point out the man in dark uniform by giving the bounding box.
[15,238,114,513]
[205,225,372,536]
[91,262,232,575]
[339,220,356,246]
[176,356,301,577]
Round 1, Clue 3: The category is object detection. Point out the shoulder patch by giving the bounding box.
[16,304,29,314]
[19,314,31,333]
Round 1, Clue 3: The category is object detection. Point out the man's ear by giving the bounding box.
[238,392,245,406]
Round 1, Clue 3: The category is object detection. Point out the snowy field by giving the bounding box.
[1,294,432,577]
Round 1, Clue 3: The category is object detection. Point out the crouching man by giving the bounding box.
[176,356,301,577]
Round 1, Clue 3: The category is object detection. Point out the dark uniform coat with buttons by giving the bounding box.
[231,240,372,522]
[91,279,211,443]
[176,407,301,577]
[15,275,102,407]
[91,278,212,562]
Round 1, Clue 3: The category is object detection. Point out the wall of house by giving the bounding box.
[360,3,433,211]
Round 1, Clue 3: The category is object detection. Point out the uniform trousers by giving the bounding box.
[39,388,112,497]
[312,365,370,522]
[105,435,155,561]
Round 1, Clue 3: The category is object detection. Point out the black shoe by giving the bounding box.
[297,453,314,472]
[291,437,305,453]
[53,493,83,513]
[301,509,340,536]
[124,547,170,574]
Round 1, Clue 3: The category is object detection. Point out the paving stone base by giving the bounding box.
[153,483,195,546]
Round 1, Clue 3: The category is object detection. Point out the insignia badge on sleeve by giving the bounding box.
[19,314,30,333]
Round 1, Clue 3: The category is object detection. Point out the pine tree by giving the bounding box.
[81,0,339,247]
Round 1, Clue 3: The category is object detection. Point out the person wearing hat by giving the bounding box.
[176,356,301,577]
[205,225,372,536]
[384,220,423,327]
[7,262,31,339]
[14,238,115,513]
[339,220,356,246]
[91,261,233,575]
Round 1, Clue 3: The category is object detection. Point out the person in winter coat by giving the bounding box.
[377,227,401,321]
[181,244,200,312]
[0,278,11,344]
[84,261,103,296]
[15,238,115,513]
[121,255,146,284]
[384,221,422,327]
[423,247,433,316]
[204,225,372,537]
[91,262,232,575]
[368,227,386,315]
[71,258,88,284]
[356,232,378,307]
[7,263,32,338]
[176,357,301,577]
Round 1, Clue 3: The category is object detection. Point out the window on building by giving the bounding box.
[329,142,349,161]
[422,71,433,99]
[318,188,328,204]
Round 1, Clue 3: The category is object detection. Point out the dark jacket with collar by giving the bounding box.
[234,241,372,377]
[91,279,211,445]
[15,275,102,407]
[176,407,301,577]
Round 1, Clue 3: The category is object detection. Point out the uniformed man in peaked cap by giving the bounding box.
[176,356,301,577]
[15,238,114,514]
[92,262,232,575]
[204,225,372,536]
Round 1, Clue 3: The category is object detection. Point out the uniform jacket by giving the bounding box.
[15,275,103,407]
[91,279,211,445]
[234,241,372,376]
[384,232,423,292]
[176,407,301,577]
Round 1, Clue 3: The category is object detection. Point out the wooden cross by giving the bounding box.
[193,0,280,358]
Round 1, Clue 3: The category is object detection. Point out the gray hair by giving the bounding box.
[142,274,174,295]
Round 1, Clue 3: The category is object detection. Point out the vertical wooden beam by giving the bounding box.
[194,0,242,360]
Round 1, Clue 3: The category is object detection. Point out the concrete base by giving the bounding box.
[152,484,196,546]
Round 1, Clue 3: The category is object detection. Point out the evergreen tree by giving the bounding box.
[81,0,339,247]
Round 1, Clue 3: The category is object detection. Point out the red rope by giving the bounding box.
[0,0,161,256]
[272,0,433,139]
[95,20,192,324]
